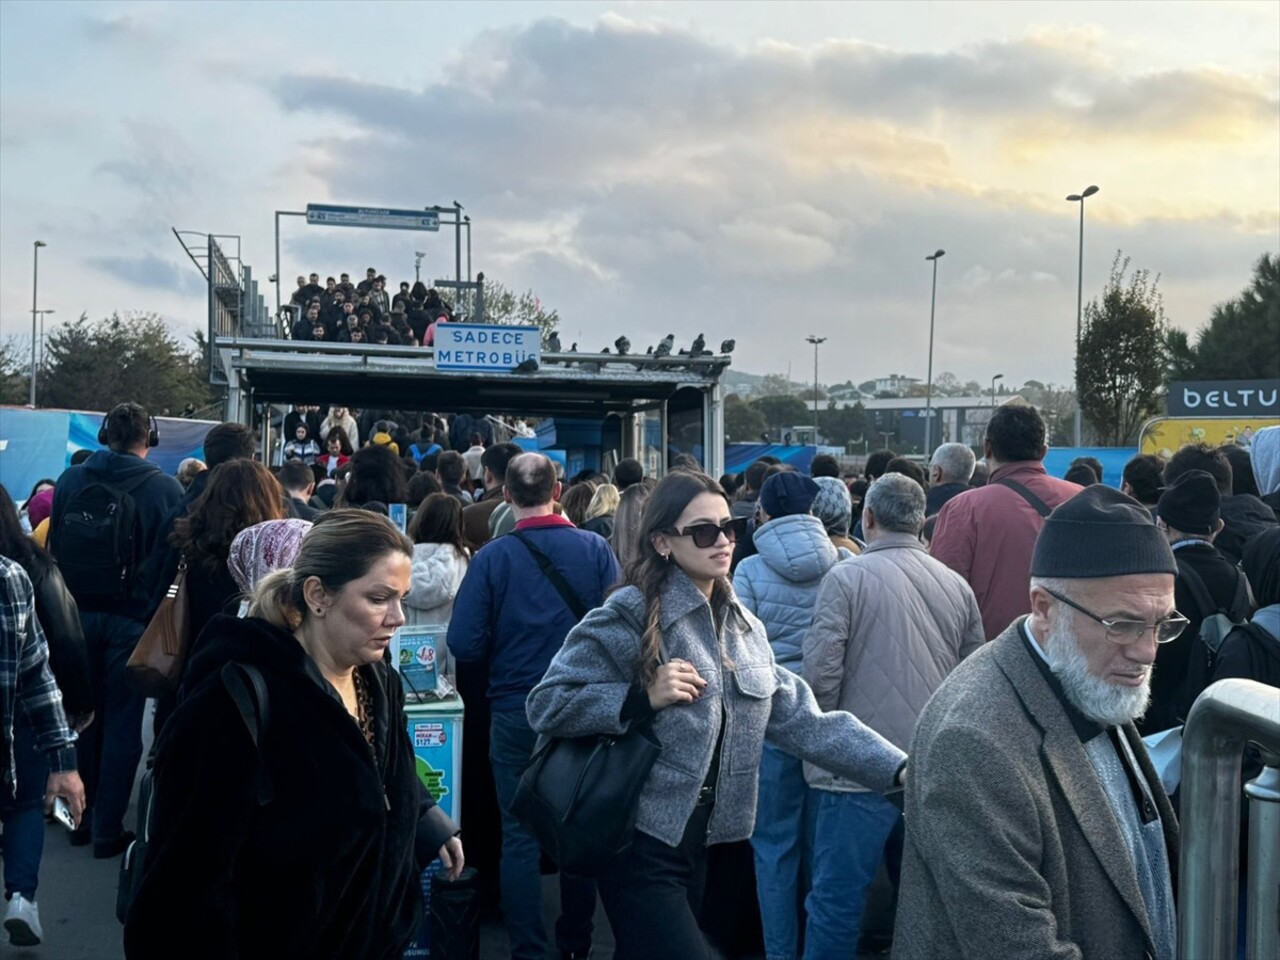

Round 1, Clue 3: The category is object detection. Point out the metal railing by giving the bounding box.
[1178,678,1280,960]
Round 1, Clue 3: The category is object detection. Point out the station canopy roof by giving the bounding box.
[220,340,731,418]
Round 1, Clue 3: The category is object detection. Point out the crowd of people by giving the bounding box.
[1,395,1278,959]
[286,268,457,347]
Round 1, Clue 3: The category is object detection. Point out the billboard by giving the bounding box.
[1166,379,1279,418]
[1138,416,1280,457]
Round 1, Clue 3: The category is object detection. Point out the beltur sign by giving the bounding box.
[1168,379,1280,418]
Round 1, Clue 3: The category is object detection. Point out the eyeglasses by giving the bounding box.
[1042,587,1189,645]
[667,517,748,549]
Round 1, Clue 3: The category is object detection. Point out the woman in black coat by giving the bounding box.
[125,510,463,960]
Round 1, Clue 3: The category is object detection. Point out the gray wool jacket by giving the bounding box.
[893,620,1179,960]
[526,568,906,848]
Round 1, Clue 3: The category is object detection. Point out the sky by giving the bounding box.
[1,0,1277,390]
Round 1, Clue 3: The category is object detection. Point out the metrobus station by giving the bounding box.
[175,209,731,479]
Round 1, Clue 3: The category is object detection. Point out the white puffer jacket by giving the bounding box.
[405,542,469,627]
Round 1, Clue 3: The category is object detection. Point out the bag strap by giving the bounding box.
[1175,556,1225,620]
[511,532,588,620]
[220,662,273,806]
[994,478,1053,518]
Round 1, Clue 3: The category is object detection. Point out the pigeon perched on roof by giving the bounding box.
[615,335,631,355]
[546,333,562,353]
[720,339,735,354]
[569,342,578,352]
[690,333,707,357]
[513,358,539,374]
[653,334,675,358]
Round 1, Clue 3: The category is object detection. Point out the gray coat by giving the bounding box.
[893,621,1179,960]
[526,568,906,848]
[802,532,983,791]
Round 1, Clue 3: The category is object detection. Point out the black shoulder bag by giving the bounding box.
[507,543,663,875]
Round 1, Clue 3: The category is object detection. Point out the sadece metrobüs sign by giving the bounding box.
[1168,379,1279,417]
[433,323,541,373]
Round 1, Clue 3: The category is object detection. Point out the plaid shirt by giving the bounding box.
[1,556,76,801]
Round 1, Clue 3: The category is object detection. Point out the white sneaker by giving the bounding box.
[4,893,43,946]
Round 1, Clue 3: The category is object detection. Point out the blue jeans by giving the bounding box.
[1,722,50,898]
[489,709,596,960]
[76,611,147,845]
[751,741,816,960]
[803,790,901,960]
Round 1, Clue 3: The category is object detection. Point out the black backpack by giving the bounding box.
[55,472,153,605]
[1175,559,1250,720]
[117,662,272,924]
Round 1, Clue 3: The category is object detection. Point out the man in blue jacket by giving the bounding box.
[48,403,182,857]
[447,453,619,960]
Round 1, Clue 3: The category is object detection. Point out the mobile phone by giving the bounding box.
[52,796,76,831]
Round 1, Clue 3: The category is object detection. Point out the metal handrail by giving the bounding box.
[1178,678,1280,960]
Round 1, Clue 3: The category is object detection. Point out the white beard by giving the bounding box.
[1044,616,1151,728]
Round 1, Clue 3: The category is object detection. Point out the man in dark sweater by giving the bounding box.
[1140,469,1252,734]
[447,454,619,960]
[926,442,976,516]
[1164,443,1277,564]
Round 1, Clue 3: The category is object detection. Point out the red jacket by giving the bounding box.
[929,461,1081,640]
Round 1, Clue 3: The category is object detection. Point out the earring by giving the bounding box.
[662,553,671,563]
[314,607,325,617]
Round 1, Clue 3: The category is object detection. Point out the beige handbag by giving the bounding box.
[126,558,190,697]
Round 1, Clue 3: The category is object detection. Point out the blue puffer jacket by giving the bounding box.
[733,513,849,671]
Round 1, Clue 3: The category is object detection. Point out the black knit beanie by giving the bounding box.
[1031,485,1176,578]
[1157,469,1220,535]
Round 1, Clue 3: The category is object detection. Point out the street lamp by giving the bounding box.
[924,249,945,456]
[805,335,827,447]
[30,241,46,407]
[414,251,426,283]
[991,373,1004,408]
[35,309,55,371]
[1066,185,1099,447]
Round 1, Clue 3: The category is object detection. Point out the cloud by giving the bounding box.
[83,10,154,42]
[86,253,207,297]
[94,119,205,212]
[258,15,1276,382]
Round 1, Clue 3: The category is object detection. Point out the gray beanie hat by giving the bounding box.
[812,477,853,537]
[1031,485,1176,578]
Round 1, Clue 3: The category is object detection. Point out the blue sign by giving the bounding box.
[434,323,541,373]
[305,203,440,232]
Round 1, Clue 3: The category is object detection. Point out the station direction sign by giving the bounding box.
[434,324,541,374]
[305,203,440,232]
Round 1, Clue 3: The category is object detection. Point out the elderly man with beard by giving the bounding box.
[894,486,1185,960]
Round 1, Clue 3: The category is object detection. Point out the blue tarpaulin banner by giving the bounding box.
[1,406,218,503]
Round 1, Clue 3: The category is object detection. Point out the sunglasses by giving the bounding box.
[667,517,748,549]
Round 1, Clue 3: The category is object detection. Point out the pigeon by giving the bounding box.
[615,335,631,355]
[646,345,654,355]
[653,334,675,359]
[513,358,539,374]
[569,342,578,352]
[546,333,562,353]
[601,347,611,354]
[690,333,707,357]
[720,339,736,354]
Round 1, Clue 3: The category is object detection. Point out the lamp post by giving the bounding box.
[991,372,1004,408]
[924,249,945,456]
[414,251,425,283]
[806,335,827,447]
[1066,185,1099,448]
[29,241,46,407]
[35,309,55,372]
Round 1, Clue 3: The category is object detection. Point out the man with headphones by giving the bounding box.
[48,402,183,858]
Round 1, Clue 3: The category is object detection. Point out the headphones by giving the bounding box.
[98,409,160,448]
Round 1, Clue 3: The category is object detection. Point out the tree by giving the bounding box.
[1018,382,1077,447]
[1076,253,1168,446]
[725,395,768,443]
[817,401,868,445]
[0,337,29,405]
[932,372,962,396]
[750,394,809,435]
[754,373,795,398]
[38,312,214,415]
[481,280,560,344]
[1171,252,1279,381]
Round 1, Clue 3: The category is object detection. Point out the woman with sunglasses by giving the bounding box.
[527,470,907,960]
